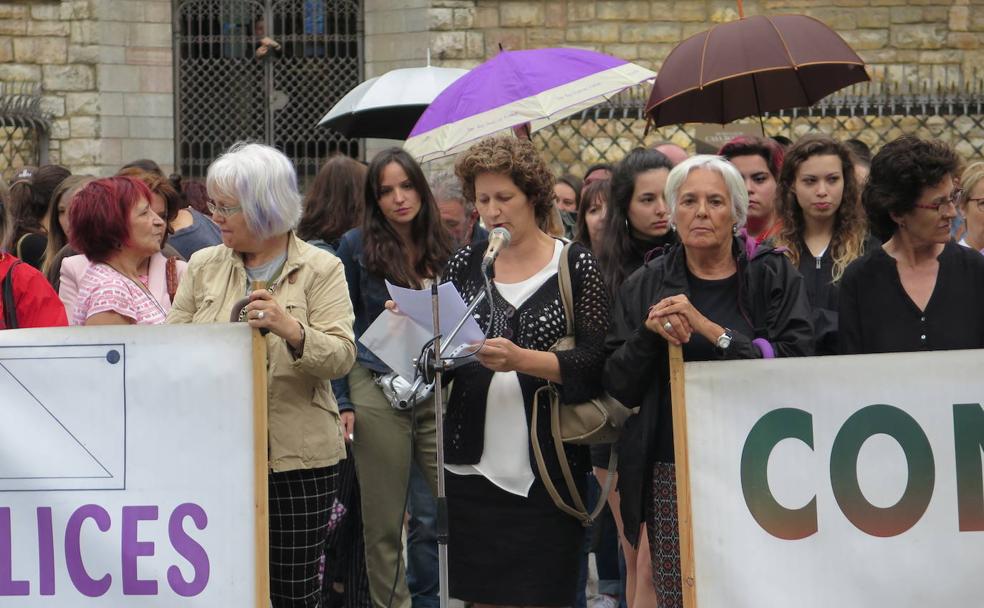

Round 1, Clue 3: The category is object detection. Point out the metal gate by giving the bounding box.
[0,82,50,180]
[173,0,362,183]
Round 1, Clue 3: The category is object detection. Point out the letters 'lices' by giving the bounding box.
[740,403,984,539]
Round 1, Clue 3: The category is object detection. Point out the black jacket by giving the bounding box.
[603,236,814,546]
[795,235,880,355]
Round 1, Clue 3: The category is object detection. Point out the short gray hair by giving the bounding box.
[428,170,473,213]
[206,142,302,239]
[665,154,748,230]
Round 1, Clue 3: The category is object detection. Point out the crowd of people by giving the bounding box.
[1,128,982,608]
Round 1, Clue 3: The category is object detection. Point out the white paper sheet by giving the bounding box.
[357,282,485,382]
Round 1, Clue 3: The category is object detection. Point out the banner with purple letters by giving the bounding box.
[0,324,259,606]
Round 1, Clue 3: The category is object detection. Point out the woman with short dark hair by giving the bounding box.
[840,136,984,354]
[718,135,785,250]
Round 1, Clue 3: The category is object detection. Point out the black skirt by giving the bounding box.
[447,471,585,606]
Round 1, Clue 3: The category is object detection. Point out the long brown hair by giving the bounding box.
[4,164,71,251]
[42,175,93,279]
[297,155,366,244]
[363,148,452,288]
[776,135,869,282]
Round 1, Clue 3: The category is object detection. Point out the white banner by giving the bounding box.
[684,350,984,607]
[0,324,259,606]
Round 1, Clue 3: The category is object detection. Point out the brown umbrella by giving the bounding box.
[646,14,869,127]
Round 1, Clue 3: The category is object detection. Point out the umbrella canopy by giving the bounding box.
[404,47,655,162]
[646,14,869,127]
[317,65,467,140]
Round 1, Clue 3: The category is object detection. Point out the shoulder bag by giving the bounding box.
[530,242,634,525]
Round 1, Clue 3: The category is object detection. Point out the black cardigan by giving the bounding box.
[839,240,984,354]
[603,237,814,546]
[443,240,611,488]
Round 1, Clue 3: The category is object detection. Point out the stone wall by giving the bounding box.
[419,0,984,83]
[0,0,173,176]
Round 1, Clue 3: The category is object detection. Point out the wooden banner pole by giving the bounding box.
[252,326,270,608]
[669,343,697,608]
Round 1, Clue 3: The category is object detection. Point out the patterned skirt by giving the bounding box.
[647,461,683,608]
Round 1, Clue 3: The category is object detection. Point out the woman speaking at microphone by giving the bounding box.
[443,135,611,607]
[334,147,453,608]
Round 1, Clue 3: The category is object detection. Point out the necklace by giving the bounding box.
[104,262,168,319]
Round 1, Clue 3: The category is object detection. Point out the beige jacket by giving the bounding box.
[167,233,356,472]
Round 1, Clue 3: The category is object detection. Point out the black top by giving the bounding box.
[795,235,880,355]
[839,240,984,354]
[681,269,754,362]
[604,237,813,546]
[14,232,46,270]
[443,240,611,486]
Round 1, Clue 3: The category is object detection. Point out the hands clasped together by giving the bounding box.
[645,294,719,346]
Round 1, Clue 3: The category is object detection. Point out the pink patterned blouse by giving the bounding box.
[70,263,167,326]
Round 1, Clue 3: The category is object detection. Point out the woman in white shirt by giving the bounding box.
[442,135,611,607]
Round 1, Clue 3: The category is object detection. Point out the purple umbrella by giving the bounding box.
[404,47,655,162]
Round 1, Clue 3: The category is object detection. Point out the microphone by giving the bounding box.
[481,227,511,272]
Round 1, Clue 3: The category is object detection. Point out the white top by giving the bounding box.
[446,240,564,497]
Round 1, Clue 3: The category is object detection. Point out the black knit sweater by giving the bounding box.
[442,240,611,485]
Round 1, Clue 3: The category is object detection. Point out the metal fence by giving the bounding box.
[0,82,50,181]
[173,0,362,184]
[535,65,984,177]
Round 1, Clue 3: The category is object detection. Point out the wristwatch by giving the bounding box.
[715,328,733,350]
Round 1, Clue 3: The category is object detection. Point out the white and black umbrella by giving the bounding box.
[318,57,467,140]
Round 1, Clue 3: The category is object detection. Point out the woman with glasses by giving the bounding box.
[168,142,357,607]
[774,136,877,355]
[839,136,984,354]
[957,162,984,254]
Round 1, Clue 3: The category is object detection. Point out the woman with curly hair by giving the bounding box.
[334,147,452,608]
[775,135,876,354]
[443,135,611,606]
[840,135,984,354]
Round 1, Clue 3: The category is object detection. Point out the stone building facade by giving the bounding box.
[1,0,172,176]
[2,0,983,176]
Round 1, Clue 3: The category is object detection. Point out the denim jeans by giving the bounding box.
[407,461,439,608]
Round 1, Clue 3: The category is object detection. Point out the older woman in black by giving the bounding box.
[604,155,813,608]
[443,135,610,607]
[839,136,984,354]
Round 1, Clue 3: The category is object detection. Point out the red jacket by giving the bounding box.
[0,253,68,329]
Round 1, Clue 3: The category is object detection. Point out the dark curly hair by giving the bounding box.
[363,148,452,288]
[455,136,556,225]
[718,135,785,180]
[776,135,870,282]
[863,135,961,241]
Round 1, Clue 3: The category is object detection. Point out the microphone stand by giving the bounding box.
[420,274,491,608]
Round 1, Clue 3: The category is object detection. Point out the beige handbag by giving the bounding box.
[530,242,634,525]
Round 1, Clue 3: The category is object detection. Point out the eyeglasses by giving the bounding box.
[914,188,961,216]
[206,200,243,218]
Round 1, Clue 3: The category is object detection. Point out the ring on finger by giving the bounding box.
[663,321,673,332]
[256,310,265,320]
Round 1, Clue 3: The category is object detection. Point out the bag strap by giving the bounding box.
[530,385,616,525]
[2,260,22,330]
[557,241,575,336]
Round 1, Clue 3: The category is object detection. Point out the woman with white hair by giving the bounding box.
[603,155,813,607]
[167,142,356,608]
